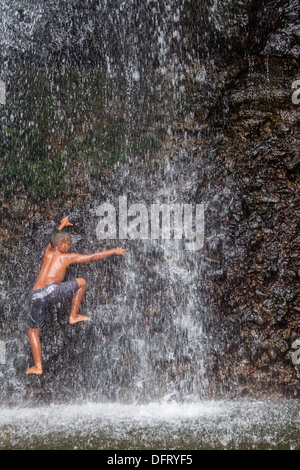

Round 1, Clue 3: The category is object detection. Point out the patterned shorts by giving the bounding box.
[28,279,79,329]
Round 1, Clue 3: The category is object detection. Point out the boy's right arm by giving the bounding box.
[58,216,73,231]
[45,216,73,254]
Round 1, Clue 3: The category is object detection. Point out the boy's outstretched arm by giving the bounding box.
[68,248,126,264]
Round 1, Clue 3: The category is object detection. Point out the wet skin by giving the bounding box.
[26,216,126,375]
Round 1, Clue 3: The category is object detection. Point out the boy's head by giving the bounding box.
[50,230,71,252]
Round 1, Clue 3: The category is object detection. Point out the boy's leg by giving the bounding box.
[26,328,43,375]
[69,278,90,324]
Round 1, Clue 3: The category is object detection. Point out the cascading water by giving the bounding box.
[0,0,213,404]
[0,0,299,450]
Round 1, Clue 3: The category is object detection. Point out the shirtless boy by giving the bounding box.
[26,216,126,375]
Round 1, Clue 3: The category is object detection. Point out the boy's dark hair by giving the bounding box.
[50,230,70,248]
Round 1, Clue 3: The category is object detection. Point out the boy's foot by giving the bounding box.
[69,314,90,325]
[26,365,43,375]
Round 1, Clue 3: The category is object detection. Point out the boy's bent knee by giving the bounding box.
[76,278,86,289]
[29,327,40,335]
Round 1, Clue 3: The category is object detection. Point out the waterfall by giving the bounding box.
[0,0,216,405]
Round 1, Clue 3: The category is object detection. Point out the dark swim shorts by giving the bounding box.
[28,279,79,329]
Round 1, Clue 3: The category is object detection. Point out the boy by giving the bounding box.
[26,216,126,375]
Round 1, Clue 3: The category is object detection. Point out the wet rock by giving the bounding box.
[266,264,279,278]
[242,309,264,325]
[282,270,298,283]
[262,339,274,351]
[7,199,29,219]
[259,353,271,365]
[282,329,292,341]
[286,153,300,171]
[272,286,296,304]
[205,236,223,258]
[228,197,249,222]
[275,339,289,355]
[268,348,278,361]
[274,308,289,324]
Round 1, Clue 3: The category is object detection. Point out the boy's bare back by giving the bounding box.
[34,216,125,291]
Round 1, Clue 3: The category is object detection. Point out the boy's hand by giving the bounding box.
[115,248,126,257]
[60,216,73,229]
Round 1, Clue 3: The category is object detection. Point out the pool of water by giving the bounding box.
[0,399,299,450]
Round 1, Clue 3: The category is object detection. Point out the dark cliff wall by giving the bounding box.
[186,0,300,397]
[193,56,300,397]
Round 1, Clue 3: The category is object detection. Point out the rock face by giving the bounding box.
[0,1,299,403]
[195,55,300,398]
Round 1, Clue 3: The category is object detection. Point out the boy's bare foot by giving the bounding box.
[69,314,90,325]
[26,364,43,375]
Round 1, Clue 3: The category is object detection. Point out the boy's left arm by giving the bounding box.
[67,248,126,264]
[45,216,73,253]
